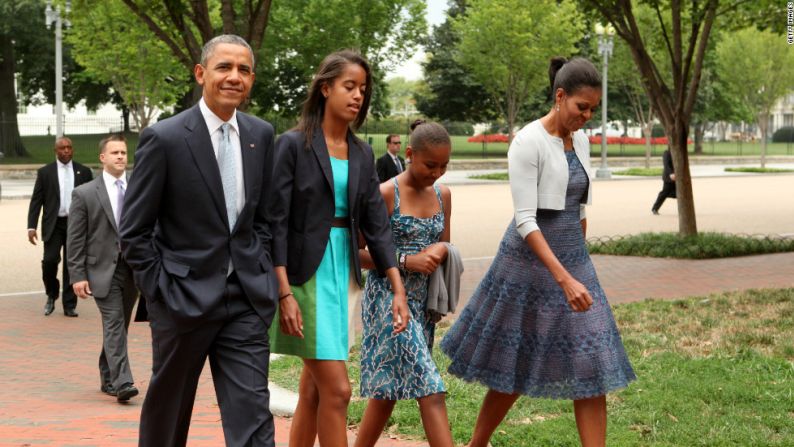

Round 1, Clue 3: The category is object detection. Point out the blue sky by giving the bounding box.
[387,0,448,80]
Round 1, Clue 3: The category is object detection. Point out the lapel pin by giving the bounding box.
[249,143,255,149]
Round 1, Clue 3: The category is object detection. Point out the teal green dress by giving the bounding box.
[270,156,352,360]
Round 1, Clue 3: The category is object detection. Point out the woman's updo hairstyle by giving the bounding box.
[549,56,601,96]
[409,119,451,153]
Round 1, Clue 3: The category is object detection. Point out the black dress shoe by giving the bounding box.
[101,384,117,396]
[116,383,139,402]
[64,308,79,317]
[44,298,55,316]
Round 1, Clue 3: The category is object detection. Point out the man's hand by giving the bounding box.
[73,281,92,299]
[28,229,38,245]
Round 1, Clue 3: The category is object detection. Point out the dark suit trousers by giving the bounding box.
[652,182,677,212]
[139,274,274,447]
[96,260,138,390]
[42,217,76,310]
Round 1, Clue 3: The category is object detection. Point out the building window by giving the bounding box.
[785,114,794,127]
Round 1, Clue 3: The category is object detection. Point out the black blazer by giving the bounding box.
[375,152,405,183]
[120,105,278,328]
[270,129,397,285]
[28,161,93,242]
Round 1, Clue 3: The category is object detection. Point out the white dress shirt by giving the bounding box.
[199,98,245,216]
[102,170,126,227]
[508,120,592,239]
[57,159,74,217]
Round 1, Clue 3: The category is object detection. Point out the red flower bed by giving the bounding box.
[587,136,692,145]
[467,133,509,143]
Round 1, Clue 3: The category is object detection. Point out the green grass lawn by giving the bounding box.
[725,167,794,173]
[3,132,793,164]
[2,133,141,165]
[269,288,794,446]
[469,172,509,180]
[612,167,664,176]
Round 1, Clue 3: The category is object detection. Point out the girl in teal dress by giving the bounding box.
[356,120,455,447]
[268,50,409,447]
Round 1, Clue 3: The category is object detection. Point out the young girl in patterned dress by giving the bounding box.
[440,57,635,447]
[356,120,454,447]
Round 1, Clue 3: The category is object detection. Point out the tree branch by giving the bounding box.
[220,0,236,35]
[120,0,193,70]
[683,0,718,122]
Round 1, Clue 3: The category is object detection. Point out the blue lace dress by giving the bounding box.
[440,151,635,400]
[359,180,446,400]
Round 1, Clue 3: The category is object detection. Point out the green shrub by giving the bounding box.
[587,232,794,259]
[772,126,794,143]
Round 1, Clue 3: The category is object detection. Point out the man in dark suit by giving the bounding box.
[67,134,140,403]
[652,148,676,215]
[27,136,93,316]
[375,133,405,182]
[120,34,278,446]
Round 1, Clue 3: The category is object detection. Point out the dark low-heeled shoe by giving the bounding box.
[116,383,139,402]
[44,298,55,316]
[64,308,78,317]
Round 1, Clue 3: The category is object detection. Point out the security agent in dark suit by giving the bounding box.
[375,133,405,182]
[652,148,676,214]
[67,134,139,402]
[120,35,278,447]
[27,136,93,316]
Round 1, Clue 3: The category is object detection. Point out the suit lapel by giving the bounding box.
[311,128,334,194]
[346,132,361,216]
[183,106,228,226]
[48,163,60,208]
[238,114,256,225]
[94,175,118,232]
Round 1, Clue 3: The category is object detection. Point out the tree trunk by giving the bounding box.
[0,33,30,158]
[758,111,768,168]
[669,121,698,235]
[693,122,704,154]
[121,105,131,132]
[644,120,653,169]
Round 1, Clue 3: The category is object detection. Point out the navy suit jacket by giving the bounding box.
[28,161,93,241]
[269,129,397,285]
[119,105,278,329]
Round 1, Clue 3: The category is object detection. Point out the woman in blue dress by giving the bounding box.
[356,120,454,447]
[440,57,635,447]
[268,50,410,447]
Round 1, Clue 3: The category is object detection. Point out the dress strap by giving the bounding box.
[433,184,444,213]
[392,177,401,213]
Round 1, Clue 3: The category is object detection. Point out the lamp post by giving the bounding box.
[595,23,614,179]
[45,0,71,139]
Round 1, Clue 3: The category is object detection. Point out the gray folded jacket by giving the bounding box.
[426,242,463,320]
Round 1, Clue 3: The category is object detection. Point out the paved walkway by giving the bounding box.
[2,163,793,446]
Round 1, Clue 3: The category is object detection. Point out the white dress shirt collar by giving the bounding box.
[199,97,239,137]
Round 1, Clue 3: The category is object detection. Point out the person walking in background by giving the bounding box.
[66,134,139,402]
[268,50,409,447]
[120,34,278,446]
[375,134,405,182]
[27,136,93,317]
[652,147,676,215]
[355,120,455,447]
[440,57,635,447]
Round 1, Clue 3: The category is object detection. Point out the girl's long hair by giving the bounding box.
[295,50,373,147]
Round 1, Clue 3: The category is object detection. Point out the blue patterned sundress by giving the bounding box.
[359,179,446,400]
[440,150,635,400]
